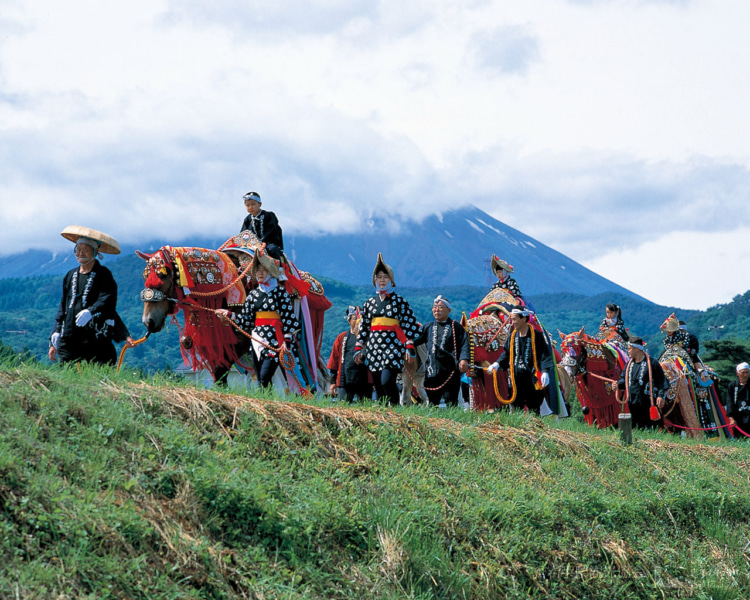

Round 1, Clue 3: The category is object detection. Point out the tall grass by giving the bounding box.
[1,359,749,599]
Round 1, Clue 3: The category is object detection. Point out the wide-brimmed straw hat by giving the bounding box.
[661,313,679,333]
[61,225,121,255]
[372,253,396,287]
[250,249,280,279]
[491,255,513,273]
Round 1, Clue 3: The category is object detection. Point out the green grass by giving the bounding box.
[1,358,749,599]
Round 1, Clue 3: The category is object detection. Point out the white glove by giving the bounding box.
[486,362,500,374]
[541,372,550,387]
[50,332,60,349]
[75,309,93,327]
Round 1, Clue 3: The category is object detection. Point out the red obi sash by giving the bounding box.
[371,317,406,344]
[256,310,284,348]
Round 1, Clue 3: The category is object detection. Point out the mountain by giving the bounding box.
[0,205,642,300]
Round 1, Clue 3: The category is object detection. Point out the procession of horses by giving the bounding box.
[49,193,743,442]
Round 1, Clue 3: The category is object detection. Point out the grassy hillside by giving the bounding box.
[1,356,749,599]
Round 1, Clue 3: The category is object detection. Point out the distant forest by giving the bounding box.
[2,254,749,382]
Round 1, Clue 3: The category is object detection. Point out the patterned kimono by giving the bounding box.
[491,276,522,299]
[357,292,420,372]
[235,282,299,362]
[663,329,690,351]
[598,317,630,342]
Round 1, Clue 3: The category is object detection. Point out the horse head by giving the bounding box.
[559,327,586,376]
[137,248,178,333]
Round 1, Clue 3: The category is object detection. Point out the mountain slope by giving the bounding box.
[0,206,641,300]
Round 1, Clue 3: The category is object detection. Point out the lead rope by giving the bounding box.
[116,334,150,371]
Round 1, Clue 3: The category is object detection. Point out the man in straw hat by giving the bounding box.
[354,253,421,406]
[726,362,750,435]
[216,249,299,388]
[661,313,690,351]
[413,295,470,407]
[49,226,132,365]
[617,336,669,429]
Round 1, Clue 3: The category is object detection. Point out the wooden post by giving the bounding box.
[619,413,632,445]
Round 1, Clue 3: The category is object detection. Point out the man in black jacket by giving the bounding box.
[617,336,669,429]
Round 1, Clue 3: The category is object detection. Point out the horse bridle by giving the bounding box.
[141,249,179,313]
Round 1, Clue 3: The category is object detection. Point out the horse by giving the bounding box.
[656,316,731,439]
[464,288,569,415]
[559,327,628,428]
[138,231,331,393]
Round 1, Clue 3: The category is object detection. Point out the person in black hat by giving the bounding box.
[413,295,470,407]
[240,191,284,259]
[327,306,372,403]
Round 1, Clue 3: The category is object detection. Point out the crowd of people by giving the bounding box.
[45,191,749,438]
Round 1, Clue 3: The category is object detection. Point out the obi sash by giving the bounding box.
[371,316,406,344]
[255,310,284,348]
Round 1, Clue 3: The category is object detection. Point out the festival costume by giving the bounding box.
[241,209,284,252]
[497,326,552,413]
[686,331,700,363]
[414,318,470,406]
[51,261,119,365]
[328,330,371,402]
[491,277,522,299]
[617,355,669,429]
[663,329,690,351]
[598,317,630,342]
[355,254,420,405]
[234,280,299,387]
[726,379,750,430]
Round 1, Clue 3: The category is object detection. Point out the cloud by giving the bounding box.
[469,26,541,76]
[584,227,750,310]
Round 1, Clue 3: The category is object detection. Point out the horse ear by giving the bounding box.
[579,326,585,335]
[135,250,152,261]
[558,329,565,340]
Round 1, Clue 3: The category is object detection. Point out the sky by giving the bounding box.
[1,0,748,310]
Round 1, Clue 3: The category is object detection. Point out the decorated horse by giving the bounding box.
[464,288,569,415]
[559,327,628,428]
[138,230,332,394]
[656,315,732,440]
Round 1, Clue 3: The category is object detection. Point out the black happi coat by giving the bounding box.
[328,330,368,387]
[415,319,470,380]
[51,261,119,364]
[491,276,522,299]
[498,327,553,377]
[598,317,630,342]
[235,283,299,362]
[726,379,750,427]
[241,209,284,250]
[617,355,669,408]
[357,292,420,372]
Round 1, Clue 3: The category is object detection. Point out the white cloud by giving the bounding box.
[584,228,750,309]
[1,0,749,310]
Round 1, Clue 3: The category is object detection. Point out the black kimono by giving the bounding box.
[617,355,669,429]
[414,319,470,406]
[241,210,284,251]
[51,261,119,365]
[497,327,553,413]
[726,379,750,430]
